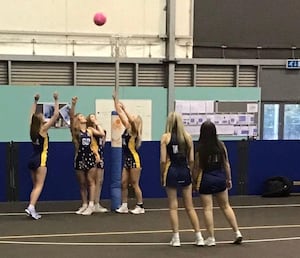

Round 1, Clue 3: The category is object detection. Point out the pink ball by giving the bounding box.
[93,12,106,26]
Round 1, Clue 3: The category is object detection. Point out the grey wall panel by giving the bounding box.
[260,68,300,101]
[194,0,300,58]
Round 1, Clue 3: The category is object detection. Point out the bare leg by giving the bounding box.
[166,187,179,233]
[200,194,214,238]
[29,167,47,206]
[76,170,88,205]
[215,190,239,232]
[129,168,143,204]
[182,185,200,232]
[94,167,104,204]
[121,168,129,203]
[86,167,97,205]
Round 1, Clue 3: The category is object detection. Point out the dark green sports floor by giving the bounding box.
[1,195,300,258]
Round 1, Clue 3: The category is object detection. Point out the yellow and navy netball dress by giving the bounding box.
[121,129,141,169]
[74,130,96,172]
[28,134,49,171]
[165,133,191,188]
[198,146,227,194]
[93,130,106,169]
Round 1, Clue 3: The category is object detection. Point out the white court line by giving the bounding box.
[1,224,300,240]
[1,203,300,216]
[1,236,300,246]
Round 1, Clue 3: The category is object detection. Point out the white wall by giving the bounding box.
[0,0,193,58]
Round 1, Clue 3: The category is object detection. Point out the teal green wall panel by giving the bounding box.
[0,86,167,142]
[0,86,260,142]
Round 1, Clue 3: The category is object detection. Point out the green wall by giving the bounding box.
[0,86,260,142]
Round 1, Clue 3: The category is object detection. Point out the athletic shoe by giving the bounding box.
[204,237,216,247]
[115,205,129,214]
[25,208,42,220]
[195,237,205,246]
[94,204,108,213]
[82,206,94,216]
[130,206,145,215]
[170,237,181,247]
[75,206,87,215]
[233,231,243,244]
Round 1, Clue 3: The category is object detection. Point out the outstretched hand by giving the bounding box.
[53,92,59,100]
[72,96,78,105]
[34,94,40,102]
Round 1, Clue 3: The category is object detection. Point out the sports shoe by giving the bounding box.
[75,205,87,215]
[170,237,181,247]
[81,206,94,216]
[115,205,129,214]
[25,208,42,220]
[195,237,205,246]
[130,205,145,215]
[204,237,216,247]
[94,204,108,213]
[233,231,243,244]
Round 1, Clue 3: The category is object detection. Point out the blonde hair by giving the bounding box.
[129,115,142,149]
[165,112,191,153]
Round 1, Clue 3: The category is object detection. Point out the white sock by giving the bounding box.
[122,203,128,208]
[28,204,35,211]
[235,230,242,237]
[173,232,179,239]
[195,231,203,239]
[88,201,94,207]
[82,203,88,208]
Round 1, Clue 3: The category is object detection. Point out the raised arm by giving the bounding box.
[112,92,129,128]
[120,103,138,131]
[88,125,105,137]
[42,92,59,131]
[70,96,77,125]
[29,94,40,123]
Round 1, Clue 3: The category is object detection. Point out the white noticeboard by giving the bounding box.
[95,99,152,141]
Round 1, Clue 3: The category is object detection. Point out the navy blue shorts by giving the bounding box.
[166,165,192,188]
[28,153,47,171]
[199,169,227,194]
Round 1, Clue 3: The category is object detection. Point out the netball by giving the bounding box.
[93,12,106,26]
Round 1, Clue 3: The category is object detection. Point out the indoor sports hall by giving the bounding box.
[1,1,300,257]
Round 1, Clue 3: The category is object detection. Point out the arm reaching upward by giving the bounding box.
[112,91,129,128]
[42,92,59,131]
[29,94,40,123]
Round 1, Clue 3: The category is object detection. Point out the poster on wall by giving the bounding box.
[95,99,152,141]
[174,100,258,137]
[36,102,70,128]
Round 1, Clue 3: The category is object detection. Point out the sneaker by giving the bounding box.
[25,208,42,220]
[94,204,108,213]
[81,206,94,216]
[233,231,243,244]
[204,237,216,247]
[170,237,181,247]
[130,205,145,215]
[195,237,205,246]
[115,205,129,214]
[75,205,87,215]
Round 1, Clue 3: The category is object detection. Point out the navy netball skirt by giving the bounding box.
[199,169,227,194]
[166,165,192,188]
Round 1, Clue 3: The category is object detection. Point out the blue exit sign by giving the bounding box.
[286,59,300,69]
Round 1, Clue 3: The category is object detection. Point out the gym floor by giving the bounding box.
[1,195,299,258]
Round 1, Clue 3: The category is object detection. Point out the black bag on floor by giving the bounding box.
[262,176,292,197]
